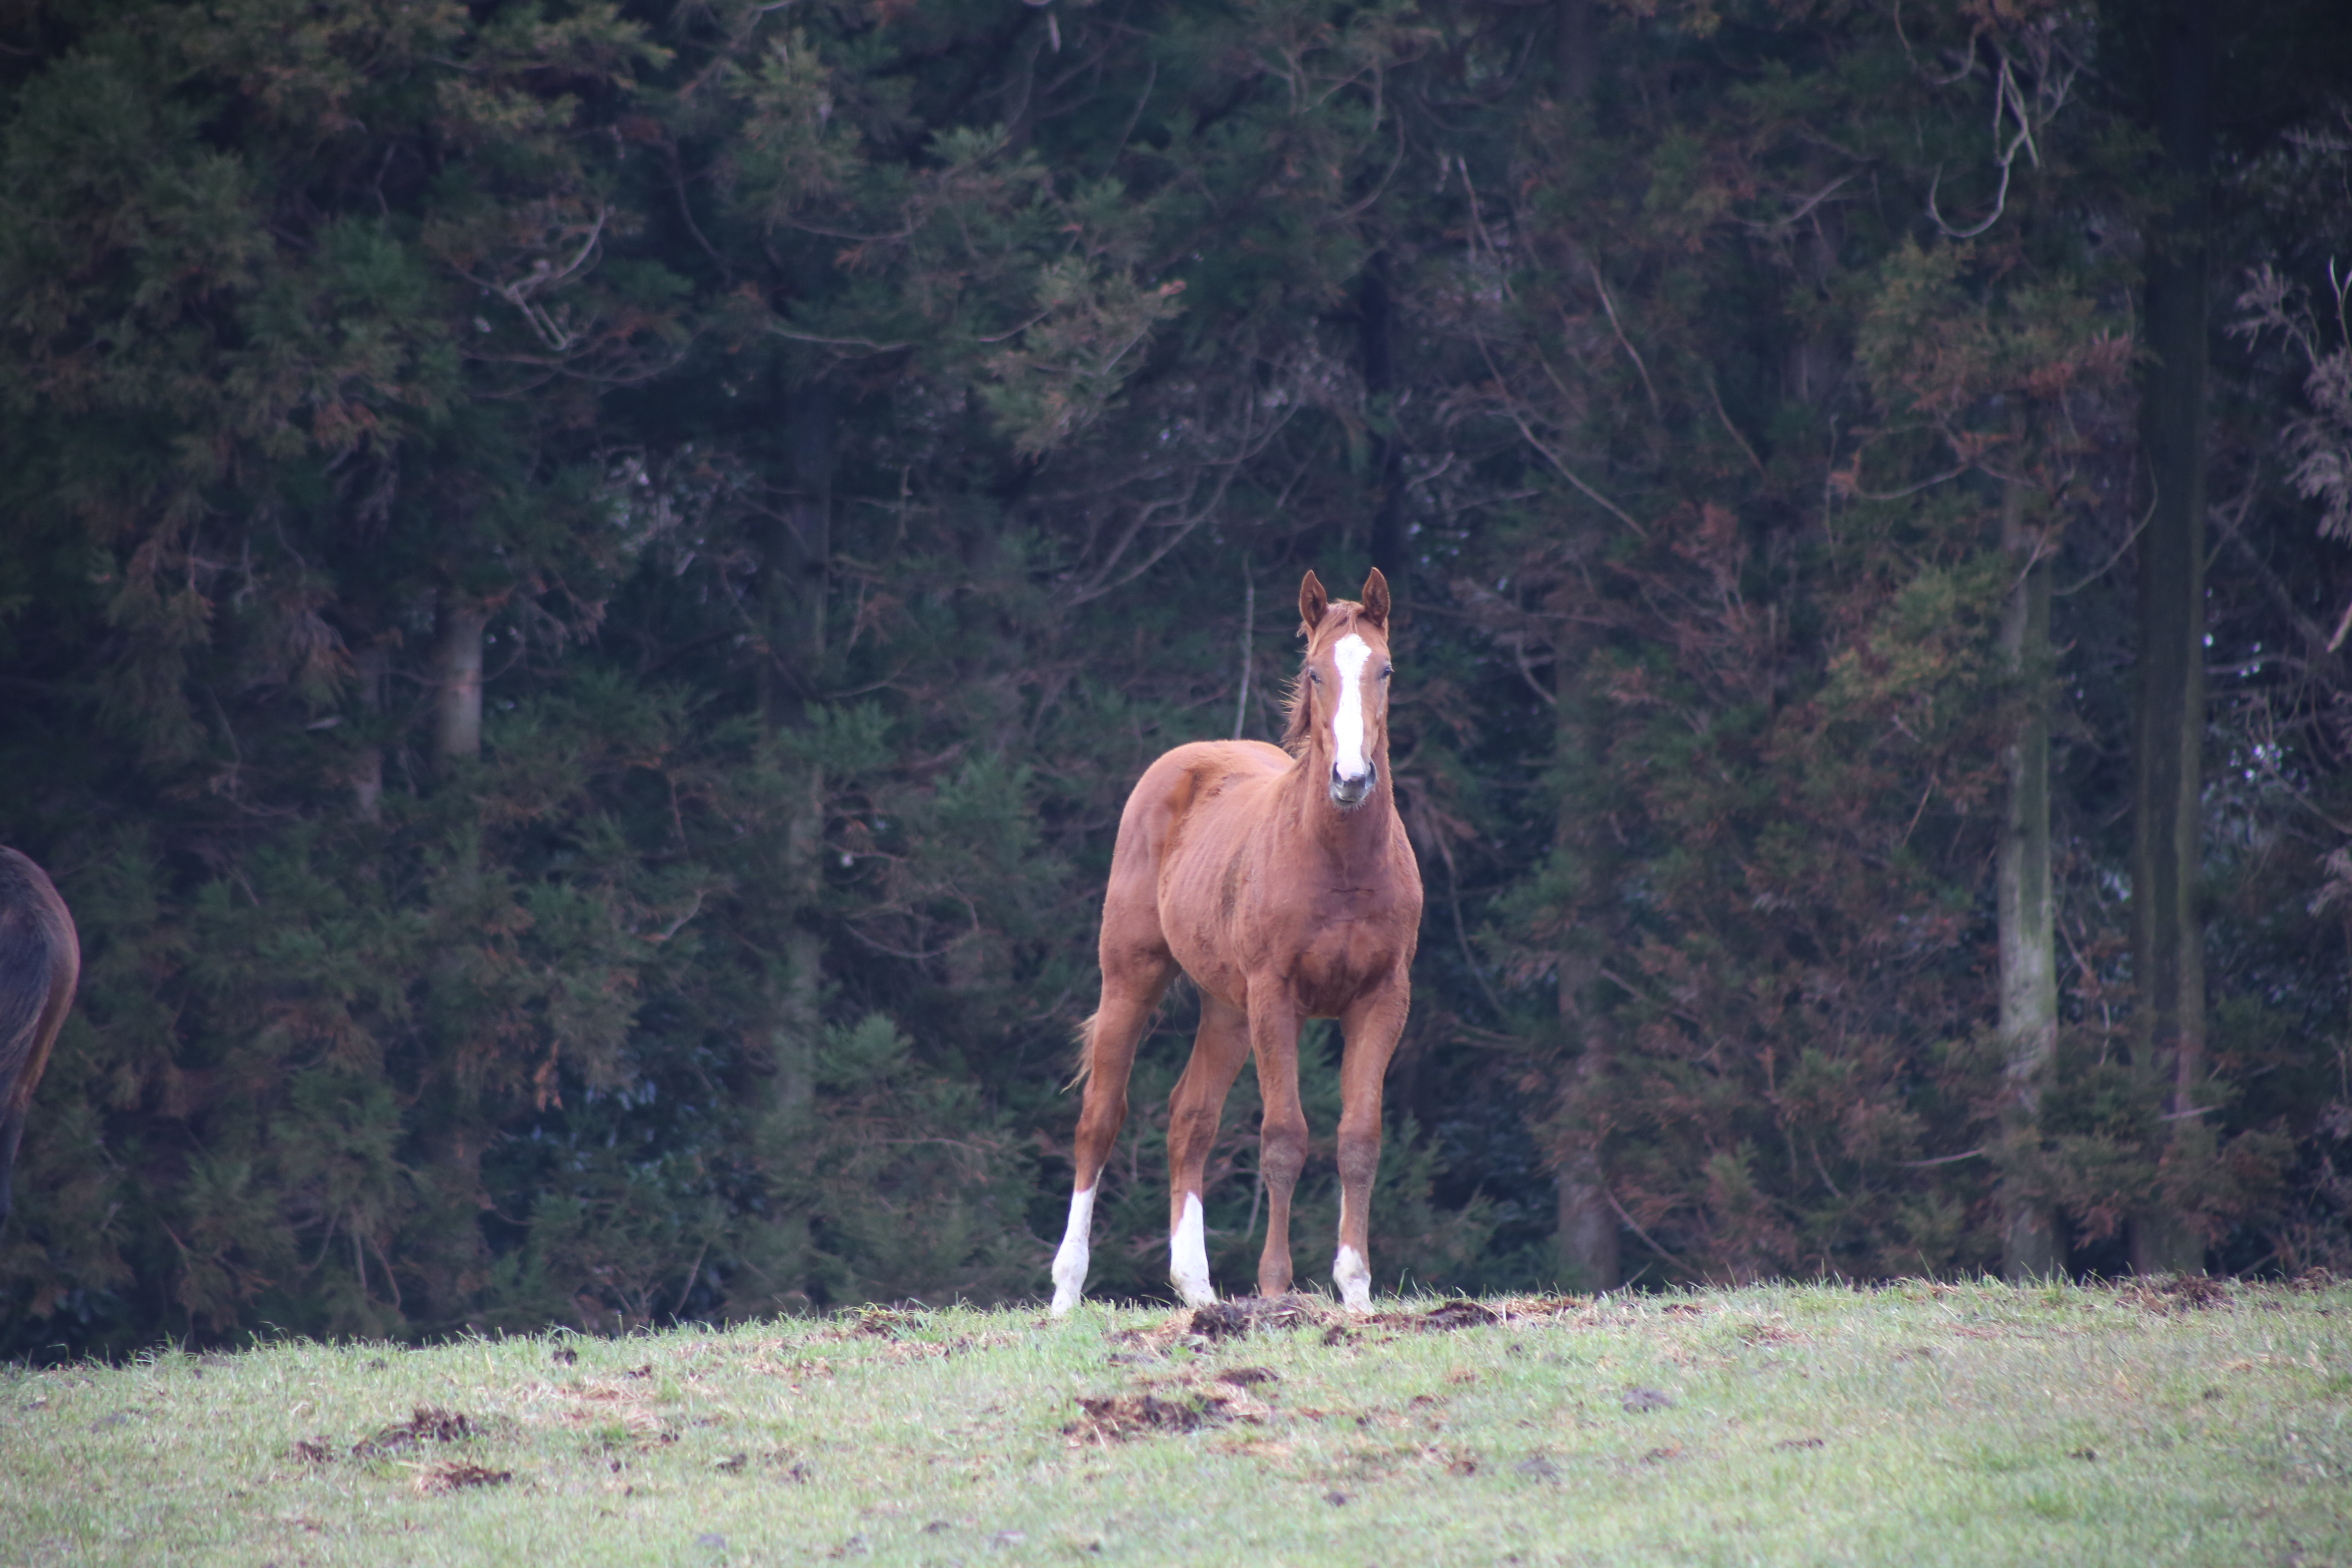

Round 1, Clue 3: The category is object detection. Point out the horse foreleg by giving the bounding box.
[1164,994,1250,1307]
[1332,980,1410,1312]
[1248,997,1308,1298]
[1053,958,1174,1316]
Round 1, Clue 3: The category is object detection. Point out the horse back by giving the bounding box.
[1100,743,1289,949]
[1134,740,1292,855]
[0,848,78,1116]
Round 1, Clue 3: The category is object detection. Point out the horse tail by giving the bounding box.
[1062,1010,1101,1092]
[0,852,75,1108]
[0,848,78,1223]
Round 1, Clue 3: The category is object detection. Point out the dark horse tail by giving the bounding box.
[0,848,78,1227]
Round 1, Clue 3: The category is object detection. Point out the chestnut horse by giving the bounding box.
[1051,569,1423,1315]
[0,847,78,1229]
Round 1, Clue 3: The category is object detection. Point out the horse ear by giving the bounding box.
[1298,570,1328,635]
[1360,567,1390,629]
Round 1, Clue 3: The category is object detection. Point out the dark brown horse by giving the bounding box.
[0,848,78,1228]
[1051,569,1423,1314]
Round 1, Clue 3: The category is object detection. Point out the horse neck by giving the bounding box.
[1285,733,1396,860]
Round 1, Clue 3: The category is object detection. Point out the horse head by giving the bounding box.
[1290,568,1394,810]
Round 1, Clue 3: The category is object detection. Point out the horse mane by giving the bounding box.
[1279,601,1367,756]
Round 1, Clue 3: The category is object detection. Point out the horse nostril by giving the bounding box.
[1329,763,1374,803]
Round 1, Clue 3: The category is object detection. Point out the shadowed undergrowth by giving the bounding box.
[2,1279,2348,1566]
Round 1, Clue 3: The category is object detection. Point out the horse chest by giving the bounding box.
[1281,925,1384,1012]
[1175,860,1409,1014]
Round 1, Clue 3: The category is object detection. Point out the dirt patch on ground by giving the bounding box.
[409,1459,512,1494]
[1312,1440,1481,1486]
[661,1328,1011,1382]
[1361,1299,1506,1333]
[1496,1295,1595,1319]
[1065,1391,1230,1442]
[736,1354,836,1380]
[1418,1300,1501,1331]
[299,1406,498,1472]
[549,1375,659,1406]
[1216,1366,1280,1388]
[350,1407,477,1461]
[1064,1368,1278,1446]
[842,1305,932,1339]
[1189,1296,1335,1341]
[794,1304,989,1346]
[1109,1292,1593,1352]
[2118,1276,2232,1314]
[1733,1321,1806,1346]
[1102,1300,1323,1354]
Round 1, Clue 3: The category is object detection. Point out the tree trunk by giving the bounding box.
[431,596,487,769]
[1554,0,1595,104]
[1546,26,1613,1292]
[1553,993,1620,1293]
[353,639,388,822]
[733,363,835,1312]
[1996,470,2060,1280]
[1553,636,1619,1293]
[2129,0,2213,1276]
[1361,252,1407,590]
[760,370,832,1117]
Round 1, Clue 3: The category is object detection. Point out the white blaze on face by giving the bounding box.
[1049,1185,1095,1317]
[1330,633,1374,784]
[1170,1191,1215,1306]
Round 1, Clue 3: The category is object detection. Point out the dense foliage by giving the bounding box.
[2,0,2348,1356]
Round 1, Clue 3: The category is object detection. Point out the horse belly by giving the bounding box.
[1155,846,1253,1008]
[1152,792,1279,1008]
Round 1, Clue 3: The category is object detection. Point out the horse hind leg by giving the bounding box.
[1051,953,1175,1316]
[0,1105,22,1226]
[0,994,60,1229]
[1165,994,1250,1307]
[0,868,78,1232]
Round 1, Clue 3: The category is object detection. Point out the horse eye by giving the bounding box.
[1381,665,1393,679]
[1308,668,1322,684]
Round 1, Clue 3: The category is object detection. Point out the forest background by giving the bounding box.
[2,0,2350,1359]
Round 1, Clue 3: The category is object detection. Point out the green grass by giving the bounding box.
[4,1278,2349,1566]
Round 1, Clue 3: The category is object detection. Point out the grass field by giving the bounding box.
[3,1278,2348,1567]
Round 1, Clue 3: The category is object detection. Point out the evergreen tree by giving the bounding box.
[2,0,2349,1355]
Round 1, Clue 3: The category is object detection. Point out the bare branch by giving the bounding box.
[1706,373,1766,477]
[1588,265,1660,420]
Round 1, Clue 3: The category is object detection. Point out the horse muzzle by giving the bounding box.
[1329,762,1375,808]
